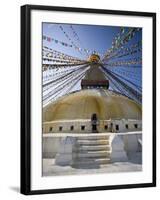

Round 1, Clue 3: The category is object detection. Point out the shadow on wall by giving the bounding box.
[9,186,20,193]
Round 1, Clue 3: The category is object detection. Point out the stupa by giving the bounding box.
[43,54,142,168]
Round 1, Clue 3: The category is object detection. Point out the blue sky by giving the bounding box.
[42,23,142,61]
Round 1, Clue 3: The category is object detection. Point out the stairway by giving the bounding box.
[72,135,111,169]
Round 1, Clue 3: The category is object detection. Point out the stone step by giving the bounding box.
[72,158,110,168]
[73,145,111,152]
[77,135,110,140]
[76,140,110,145]
[73,151,111,158]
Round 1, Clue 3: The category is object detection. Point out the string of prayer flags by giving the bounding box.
[104,58,142,67]
[104,27,141,60]
[43,35,73,47]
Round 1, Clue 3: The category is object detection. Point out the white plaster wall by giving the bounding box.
[110,135,128,162]
[42,132,142,158]
[43,119,142,133]
[42,137,61,158]
[122,134,142,153]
